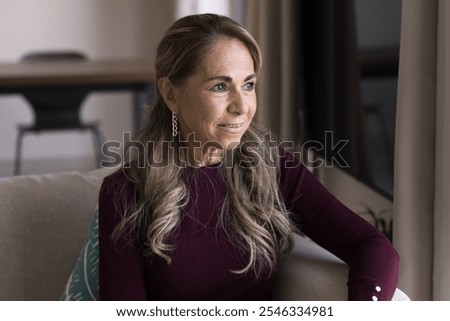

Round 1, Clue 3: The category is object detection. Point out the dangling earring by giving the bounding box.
[172,112,179,137]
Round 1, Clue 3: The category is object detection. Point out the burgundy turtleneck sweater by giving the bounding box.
[99,151,399,300]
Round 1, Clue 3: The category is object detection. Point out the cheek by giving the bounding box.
[192,97,224,121]
[179,98,219,131]
[193,101,220,124]
[247,95,257,117]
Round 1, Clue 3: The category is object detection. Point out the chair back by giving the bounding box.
[22,51,86,62]
[21,51,89,130]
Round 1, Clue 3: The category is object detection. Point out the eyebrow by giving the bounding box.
[204,73,256,83]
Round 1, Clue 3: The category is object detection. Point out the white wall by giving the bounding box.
[175,0,244,22]
[0,0,176,175]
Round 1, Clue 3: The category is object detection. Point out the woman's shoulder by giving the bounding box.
[98,168,139,231]
[276,148,317,194]
[102,168,127,184]
[100,168,137,202]
[276,148,304,171]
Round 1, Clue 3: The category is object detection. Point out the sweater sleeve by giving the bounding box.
[98,171,149,300]
[279,151,399,301]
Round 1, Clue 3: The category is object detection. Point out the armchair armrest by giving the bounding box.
[271,234,409,301]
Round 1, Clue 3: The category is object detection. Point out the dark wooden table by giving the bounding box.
[0,59,156,131]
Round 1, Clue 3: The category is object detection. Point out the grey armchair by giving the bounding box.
[0,168,409,300]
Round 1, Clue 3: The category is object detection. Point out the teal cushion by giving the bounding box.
[60,207,99,300]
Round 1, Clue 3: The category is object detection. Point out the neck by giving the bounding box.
[190,145,224,167]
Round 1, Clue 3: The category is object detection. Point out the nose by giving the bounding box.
[227,90,248,115]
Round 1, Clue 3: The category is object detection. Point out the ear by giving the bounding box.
[158,78,179,113]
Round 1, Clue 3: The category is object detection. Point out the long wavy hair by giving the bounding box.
[115,13,294,276]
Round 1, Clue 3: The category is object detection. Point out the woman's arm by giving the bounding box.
[98,171,149,300]
[279,151,399,301]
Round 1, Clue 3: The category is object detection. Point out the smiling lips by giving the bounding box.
[218,122,245,133]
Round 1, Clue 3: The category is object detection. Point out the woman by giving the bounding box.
[99,13,399,300]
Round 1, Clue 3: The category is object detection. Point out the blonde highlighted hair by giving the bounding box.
[115,14,294,276]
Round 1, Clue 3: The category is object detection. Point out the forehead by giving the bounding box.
[197,38,255,77]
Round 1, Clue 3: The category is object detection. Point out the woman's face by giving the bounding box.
[170,38,257,163]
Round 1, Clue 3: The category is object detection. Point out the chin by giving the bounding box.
[224,140,241,150]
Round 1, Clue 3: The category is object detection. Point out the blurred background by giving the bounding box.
[0,0,194,176]
[0,0,401,216]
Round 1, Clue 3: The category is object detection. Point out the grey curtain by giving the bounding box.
[245,0,301,144]
[394,0,450,300]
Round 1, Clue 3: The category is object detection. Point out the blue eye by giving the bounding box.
[243,82,255,91]
[212,83,227,92]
